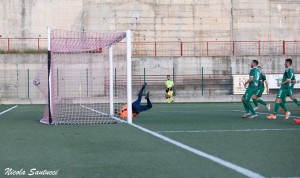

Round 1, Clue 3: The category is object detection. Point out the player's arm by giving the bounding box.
[115,109,121,115]
[244,76,253,88]
[291,78,296,86]
[244,69,255,88]
[278,78,291,87]
[265,80,269,94]
[114,109,121,115]
[262,74,269,94]
[278,70,293,87]
[278,79,291,87]
[244,70,254,88]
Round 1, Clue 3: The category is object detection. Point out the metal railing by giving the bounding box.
[0,69,233,100]
[1,68,299,101]
[0,38,300,56]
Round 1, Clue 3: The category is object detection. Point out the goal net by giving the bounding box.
[35,28,132,125]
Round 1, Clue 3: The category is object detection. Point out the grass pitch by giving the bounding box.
[0,103,299,178]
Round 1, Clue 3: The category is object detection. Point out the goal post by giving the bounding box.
[109,46,114,117]
[36,28,132,125]
[126,30,132,124]
[47,27,53,124]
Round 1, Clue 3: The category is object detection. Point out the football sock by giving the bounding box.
[292,98,299,106]
[274,103,280,114]
[243,101,249,113]
[258,99,267,106]
[280,102,288,112]
[252,98,258,107]
[247,101,256,115]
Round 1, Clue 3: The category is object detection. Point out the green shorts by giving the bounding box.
[243,87,258,102]
[287,87,294,96]
[276,88,289,100]
[255,87,264,98]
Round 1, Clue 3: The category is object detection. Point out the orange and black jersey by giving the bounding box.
[118,104,139,119]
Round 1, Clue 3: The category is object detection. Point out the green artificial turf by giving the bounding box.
[0,103,299,178]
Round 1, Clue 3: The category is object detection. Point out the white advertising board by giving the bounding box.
[267,74,300,89]
[233,74,300,94]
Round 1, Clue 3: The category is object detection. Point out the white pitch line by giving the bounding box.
[157,128,300,133]
[155,110,198,113]
[272,177,300,178]
[233,110,300,118]
[152,110,232,113]
[0,105,18,116]
[130,122,265,178]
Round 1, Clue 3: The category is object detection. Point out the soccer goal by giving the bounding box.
[35,28,133,125]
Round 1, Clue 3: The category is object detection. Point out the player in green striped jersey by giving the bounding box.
[252,66,271,111]
[241,60,260,119]
[267,59,293,120]
[280,74,300,111]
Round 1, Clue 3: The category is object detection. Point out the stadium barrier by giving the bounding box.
[0,68,298,103]
[0,38,300,56]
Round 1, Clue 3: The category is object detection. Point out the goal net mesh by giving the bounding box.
[35,29,128,125]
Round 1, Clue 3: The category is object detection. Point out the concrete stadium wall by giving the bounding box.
[1,54,299,75]
[0,0,300,41]
[0,54,299,104]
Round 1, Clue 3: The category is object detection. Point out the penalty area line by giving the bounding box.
[0,105,18,116]
[129,122,265,178]
[157,128,300,133]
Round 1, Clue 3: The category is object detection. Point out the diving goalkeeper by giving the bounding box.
[116,83,152,119]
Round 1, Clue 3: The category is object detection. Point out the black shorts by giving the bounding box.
[166,88,173,93]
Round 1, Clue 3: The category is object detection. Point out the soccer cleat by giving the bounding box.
[294,119,300,125]
[266,114,276,120]
[242,113,251,118]
[266,104,271,112]
[254,107,260,111]
[249,114,258,119]
[145,91,150,100]
[284,111,291,120]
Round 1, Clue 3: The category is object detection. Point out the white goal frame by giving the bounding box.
[46,27,132,124]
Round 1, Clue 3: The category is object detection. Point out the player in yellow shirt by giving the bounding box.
[165,75,174,103]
